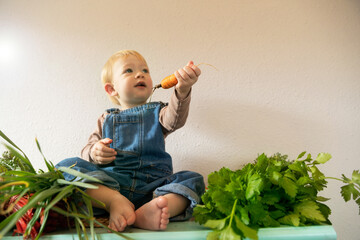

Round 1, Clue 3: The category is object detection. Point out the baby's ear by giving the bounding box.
[104,83,117,96]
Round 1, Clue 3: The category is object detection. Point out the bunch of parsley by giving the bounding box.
[193,152,360,240]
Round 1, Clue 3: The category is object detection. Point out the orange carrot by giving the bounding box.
[154,74,178,89]
[154,63,217,89]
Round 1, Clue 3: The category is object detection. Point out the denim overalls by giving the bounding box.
[56,102,205,220]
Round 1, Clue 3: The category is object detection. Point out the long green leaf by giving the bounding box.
[71,201,88,240]
[76,187,106,208]
[0,176,34,183]
[45,185,74,212]
[93,219,135,240]
[35,204,50,240]
[1,170,63,184]
[81,195,95,240]
[57,167,103,183]
[0,210,17,233]
[57,179,99,189]
[25,204,45,237]
[35,137,55,172]
[1,170,36,176]
[77,217,88,240]
[50,206,92,220]
[0,131,29,159]
[0,130,20,151]
[74,215,82,240]
[29,171,62,180]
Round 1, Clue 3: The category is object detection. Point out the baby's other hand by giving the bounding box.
[90,138,117,164]
[174,61,201,99]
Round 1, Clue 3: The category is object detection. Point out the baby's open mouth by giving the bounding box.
[135,81,146,87]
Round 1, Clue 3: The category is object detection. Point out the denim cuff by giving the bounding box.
[154,183,201,221]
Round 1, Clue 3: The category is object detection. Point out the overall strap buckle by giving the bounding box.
[106,108,121,114]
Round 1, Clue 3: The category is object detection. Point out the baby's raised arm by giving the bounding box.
[159,61,201,137]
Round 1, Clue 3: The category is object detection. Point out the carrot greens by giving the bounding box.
[0,130,132,240]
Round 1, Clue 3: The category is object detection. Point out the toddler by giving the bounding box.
[56,50,205,232]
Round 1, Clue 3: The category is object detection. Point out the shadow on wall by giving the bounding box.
[186,98,335,175]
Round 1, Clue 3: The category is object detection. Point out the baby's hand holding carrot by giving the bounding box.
[174,61,201,99]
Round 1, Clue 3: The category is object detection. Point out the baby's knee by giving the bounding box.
[55,157,96,169]
[175,171,206,192]
[55,157,83,168]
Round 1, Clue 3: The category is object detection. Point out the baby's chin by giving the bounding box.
[132,95,153,105]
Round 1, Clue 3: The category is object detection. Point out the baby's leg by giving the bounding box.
[163,193,190,217]
[55,158,134,231]
[86,184,136,232]
[133,193,189,230]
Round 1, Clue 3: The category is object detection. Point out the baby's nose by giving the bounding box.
[135,71,144,78]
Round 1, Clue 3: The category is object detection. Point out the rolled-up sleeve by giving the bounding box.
[159,89,191,137]
[81,113,107,162]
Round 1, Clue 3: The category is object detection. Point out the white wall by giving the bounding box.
[1,0,359,239]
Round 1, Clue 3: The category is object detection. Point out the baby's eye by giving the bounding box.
[124,68,133,73]
[142,69,149,73]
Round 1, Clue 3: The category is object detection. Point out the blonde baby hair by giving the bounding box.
[101,50,148,105]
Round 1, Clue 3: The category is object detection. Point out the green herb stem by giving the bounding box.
[228,199,238,227]
[324,177,344,182]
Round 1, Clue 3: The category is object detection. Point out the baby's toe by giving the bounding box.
[161,211,170,219]
[118,216,128,231]
[125,211,136,226]
[108,222,117,232]
[110,215,127,232]
[156,196,168,208]
[159,221,168,230]
[161,218,169,225]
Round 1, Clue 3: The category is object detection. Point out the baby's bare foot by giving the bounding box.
[134,196,170,230]
[108,194,136,232]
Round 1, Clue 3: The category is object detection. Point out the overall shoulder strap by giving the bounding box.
[106,108,121,114]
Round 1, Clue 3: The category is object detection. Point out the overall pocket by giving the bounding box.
[113,114,141,156]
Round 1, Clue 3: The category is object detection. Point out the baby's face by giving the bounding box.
[112,55,153,109]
